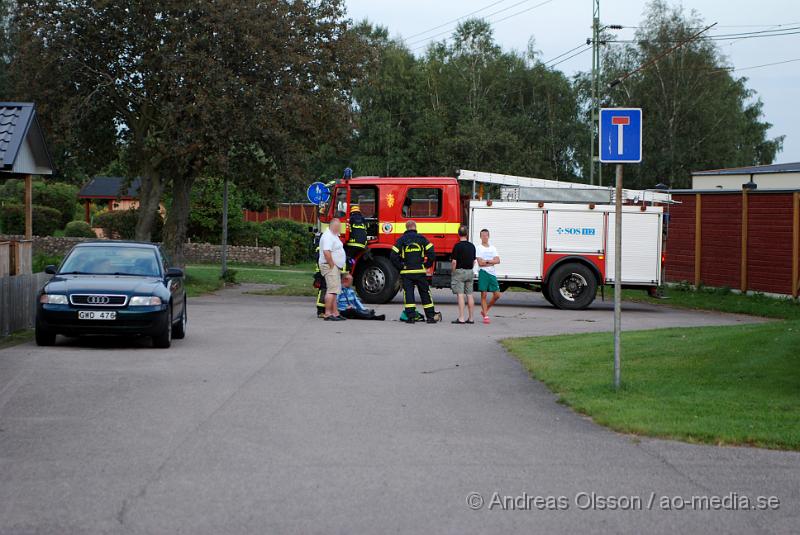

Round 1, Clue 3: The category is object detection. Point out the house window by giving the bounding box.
[402,188,442,218]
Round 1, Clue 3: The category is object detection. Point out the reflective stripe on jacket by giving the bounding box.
[390,230,435,275]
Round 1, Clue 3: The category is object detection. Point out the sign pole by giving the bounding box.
[613,163,623,390]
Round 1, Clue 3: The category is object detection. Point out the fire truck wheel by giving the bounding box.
[540,284,554,305]
[546,263,597,310]
[355,256,400,304]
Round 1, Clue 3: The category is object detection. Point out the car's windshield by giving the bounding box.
[60,246,161,277]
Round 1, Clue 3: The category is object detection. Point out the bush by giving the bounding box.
[230,221,261,247]
[33,253,63,273]
[0,179,79,228]
[64,220,97,238]
[0,203,63,236]
[94,208,163,241]
[257,218,312,265]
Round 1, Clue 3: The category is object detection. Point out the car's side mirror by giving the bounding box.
[44,265,57,275]
[166,267,184,278]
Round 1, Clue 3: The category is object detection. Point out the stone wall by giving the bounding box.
[0,235,280,266]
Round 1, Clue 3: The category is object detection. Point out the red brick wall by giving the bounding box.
[665,191,798,295]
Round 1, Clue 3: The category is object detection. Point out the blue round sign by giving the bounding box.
[306,182,331,205]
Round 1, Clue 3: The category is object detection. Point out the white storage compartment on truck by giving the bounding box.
[468,201,663,309]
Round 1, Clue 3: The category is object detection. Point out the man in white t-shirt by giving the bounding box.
[318,219,347,321]
[475,228,501,324]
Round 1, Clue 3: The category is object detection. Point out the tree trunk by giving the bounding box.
[135,173,164,242]
[163,176,193,267]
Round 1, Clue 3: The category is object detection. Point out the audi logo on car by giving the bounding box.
[86,295,111,305]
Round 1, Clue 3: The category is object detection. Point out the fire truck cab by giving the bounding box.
[318,176,463,303]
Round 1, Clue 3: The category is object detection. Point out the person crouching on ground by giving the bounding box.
[319,218,347,321]
[337,273,386,320]
[450,225,476,324]
[476,228,502,324]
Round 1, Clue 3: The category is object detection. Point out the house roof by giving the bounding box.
[0,102,54,175]
[692,162,800,176]
[78,176,141,199]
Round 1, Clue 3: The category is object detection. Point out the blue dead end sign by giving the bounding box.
[599,108,642,163]
[306,182,331,205]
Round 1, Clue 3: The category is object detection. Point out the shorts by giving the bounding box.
[450,268,474,295]
[478,270,500,292]
[320,263,342,295]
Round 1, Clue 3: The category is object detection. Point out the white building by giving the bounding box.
[692,162,800,190]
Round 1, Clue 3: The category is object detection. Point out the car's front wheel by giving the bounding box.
[172,299,187,340]
[153,307,172,348]
[35,320,56,347]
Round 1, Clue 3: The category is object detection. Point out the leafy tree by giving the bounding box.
[187,177,245,244]
[344,20,585,181]
[0,0,11,95]
[597,0,783,188]
[11,0,362,264]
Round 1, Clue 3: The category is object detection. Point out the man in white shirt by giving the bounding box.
[318,219,347,321]
[475,228,501,324]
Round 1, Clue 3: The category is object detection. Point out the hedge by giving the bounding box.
[94,209,163,241]
[0,203,63,236]
[0,179,79,227]
[64,220,97,238]
[229,219,312,264]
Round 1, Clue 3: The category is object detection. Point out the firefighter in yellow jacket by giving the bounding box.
[345,204,368,271]
[390,220,441,324]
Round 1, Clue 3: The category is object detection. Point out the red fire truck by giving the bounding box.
[317,170,670,309]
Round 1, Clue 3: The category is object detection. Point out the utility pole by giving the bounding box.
[590,0,601,187]
[221,176,229,278]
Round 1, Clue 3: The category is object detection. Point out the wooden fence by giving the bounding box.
[243,203,318,224]
[666,190,800,297]
[0,272,51,336]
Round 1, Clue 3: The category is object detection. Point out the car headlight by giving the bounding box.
[40,294,68,305]
[129,296,163,306]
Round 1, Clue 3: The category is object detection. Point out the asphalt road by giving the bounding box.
[0,287,797,534]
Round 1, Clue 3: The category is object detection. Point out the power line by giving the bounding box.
[621,21,800,30]
[406,0,538,47]
[489,0,558,26]
[712,57,800,74]
[542,42,587,65]
[408,0,558,50]
[403,0,508,41]
[609,22,718,88]
[607,25,800,43]
[547,45,590,68]
[609,29,800,44]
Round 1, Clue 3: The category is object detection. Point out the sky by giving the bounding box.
[344,0,800,165]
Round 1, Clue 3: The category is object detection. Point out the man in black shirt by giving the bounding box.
[450,225,476,324]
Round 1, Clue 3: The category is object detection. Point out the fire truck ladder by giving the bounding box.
[457,169,673,204]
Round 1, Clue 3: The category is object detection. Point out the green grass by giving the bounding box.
[185,263,316,297]
[0,329,33,349]
[620,285,800,320]
[503,321,800,450]
[184,267,226,297]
